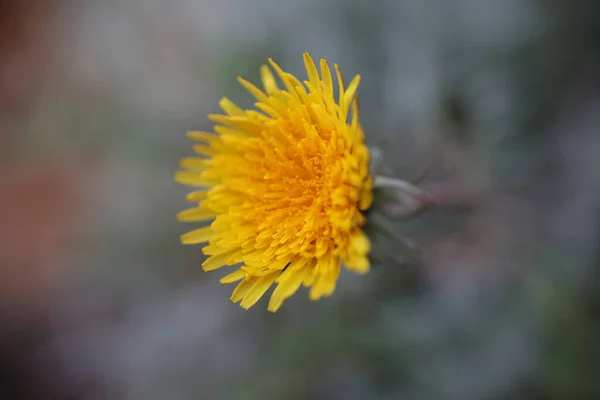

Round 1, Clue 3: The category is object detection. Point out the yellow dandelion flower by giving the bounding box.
[176,53,373,312]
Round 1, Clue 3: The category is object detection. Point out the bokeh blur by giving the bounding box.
[1,1,600,399]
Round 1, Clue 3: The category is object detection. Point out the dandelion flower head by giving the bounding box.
[176,53,373,312]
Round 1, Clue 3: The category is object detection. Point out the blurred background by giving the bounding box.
[1,0,599,399]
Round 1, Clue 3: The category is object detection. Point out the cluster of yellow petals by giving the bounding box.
[176,53,373,312]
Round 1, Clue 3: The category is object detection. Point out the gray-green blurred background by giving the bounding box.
[1,1,599,399]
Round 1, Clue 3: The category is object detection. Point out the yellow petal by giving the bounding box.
[315,237,328,258]
[202,249,238,271]
[319,59,333,96]
[309,274,328,300]
[186,131,217,142]
[303,264,317,287]
[272,267,306,300]
[268,58,300,100]
[237,77,270,104]
[268,255,293,271]
[285,73,308,100]
[332,187,349,205]
[174,171,217,187]
[179,157,211,171]
[350,231,371,255]
[180,226,214,244]
[241,266,273,276]
[219,97,244,116]
[240,272,279,309]
[309,271,339,300]
[359,187,374,210]
[351,98,360,130]
[334,64,344,106]
[231,277,255,303]
[185,190,208,202]
[303,53,320,91]
[177,206,215,222]
[309,257,340,300]
[260,65,279,94]
[267,294,285,313]
[342,75,361,113]
[213,125,250,138]
[201,244,225,256]
[276,257,309,283]
[208,114,262,133]
[254,102,280,119]
[344,255,370,275]
[220,269,246,284]
[193,144,216,156]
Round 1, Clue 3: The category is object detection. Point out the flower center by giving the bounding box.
[209,114,365,260]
